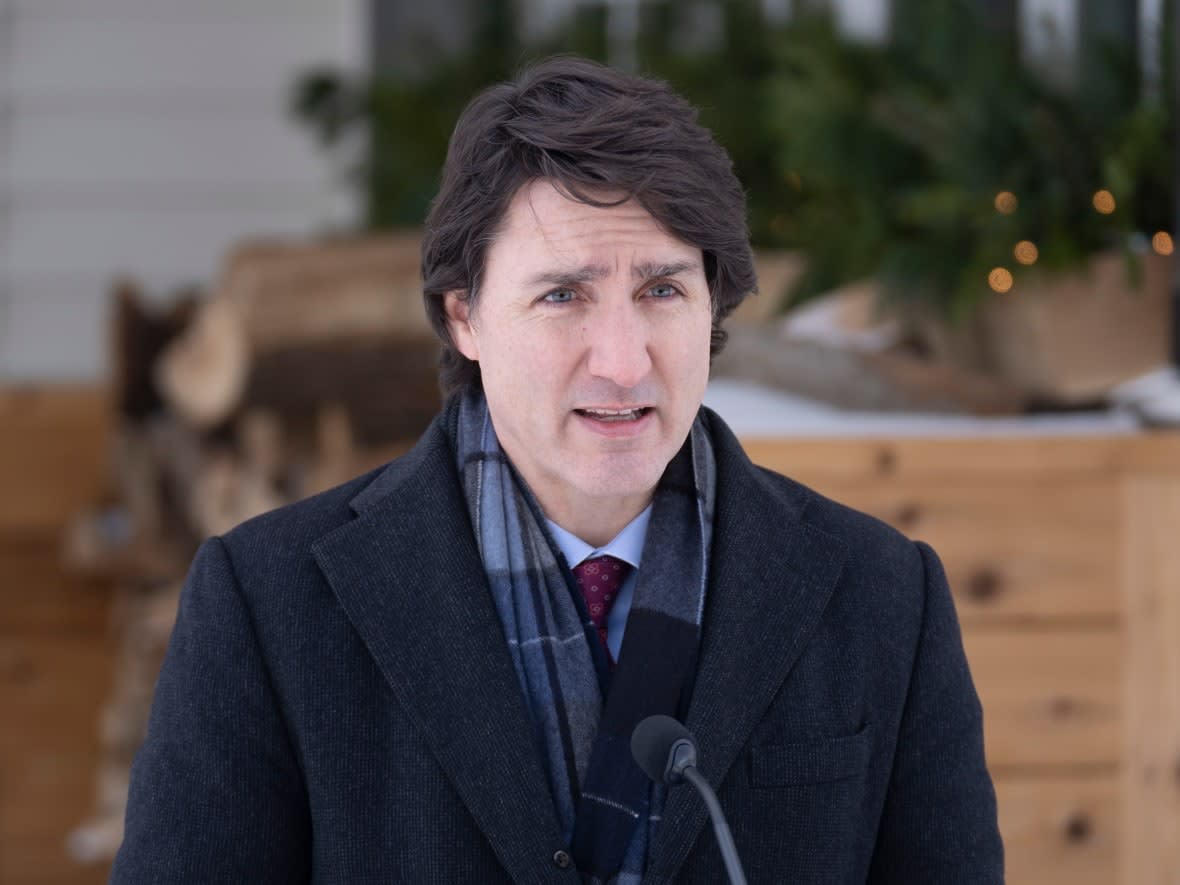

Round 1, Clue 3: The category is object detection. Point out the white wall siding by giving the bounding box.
[0,285,111,380]
[1020,0,1079,82]
[832,0,891,43]
[5,14,352,98]
[0,0,366,381]
[1,200,346,282]
[7,111,341,191]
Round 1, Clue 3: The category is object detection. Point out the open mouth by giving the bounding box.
[574,407,652,423]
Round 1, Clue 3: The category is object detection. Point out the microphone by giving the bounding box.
[631,715,749,885]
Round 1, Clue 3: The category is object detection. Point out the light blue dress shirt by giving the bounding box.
[546,506,652,660]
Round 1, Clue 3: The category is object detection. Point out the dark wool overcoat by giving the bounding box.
[112,405,1004,884]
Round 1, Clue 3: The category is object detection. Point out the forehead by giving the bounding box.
[487,179,700,277]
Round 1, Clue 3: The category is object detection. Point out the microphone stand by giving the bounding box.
[632,715,749,885]
[680,765,748,885]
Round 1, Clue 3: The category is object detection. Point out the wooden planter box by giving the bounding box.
[931,251,1174,403]
[745,433,1180,885]
[5,388,1180,884]
[982,251,1173,401]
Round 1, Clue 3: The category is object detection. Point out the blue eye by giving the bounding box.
[543,289,575,303]
[648,283,679,299]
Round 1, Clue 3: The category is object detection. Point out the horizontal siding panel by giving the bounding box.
[0,276,205,381]
[4,109,336,190]
[0,290,110,379]
[0,0,364,381]
[4,16,356,99]
[1,184,354,209]
[2,91,288,114]
[5,271,218,301]
[7,0,354,17]
[0,197,350,279]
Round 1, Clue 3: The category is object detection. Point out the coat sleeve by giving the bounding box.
[867,541,1005,883]
[110,537,312,883]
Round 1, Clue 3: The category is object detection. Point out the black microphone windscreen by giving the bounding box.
[631,714,694,783]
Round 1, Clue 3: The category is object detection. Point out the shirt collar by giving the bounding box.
[546,505,652,570]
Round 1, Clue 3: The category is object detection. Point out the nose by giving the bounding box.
[584,300,652,389]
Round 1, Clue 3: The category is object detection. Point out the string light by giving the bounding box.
[988,267,1014,293]
[1092,190,1116,214]
[1152,231,1174,256]
[994,191,1018,215]
[1014,241,1039,265]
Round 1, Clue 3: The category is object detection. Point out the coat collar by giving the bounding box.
[644,410,848,882]
[311,405,847,883]
[311,412,575,883]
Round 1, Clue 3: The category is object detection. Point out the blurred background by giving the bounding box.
[2,1,1179,883]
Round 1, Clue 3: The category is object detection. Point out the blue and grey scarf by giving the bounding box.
[452,389,715,883]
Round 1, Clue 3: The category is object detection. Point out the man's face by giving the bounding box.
[445,179,713,537]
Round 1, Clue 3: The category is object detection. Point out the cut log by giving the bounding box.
[71,580,182,865]
[156,233,436,429]
[189,450,285,539]
[74,233,444,869]
[61,421,197,582]
[713,325,1027,414]
[154,298,250,428]
[236,335,441,445]
[237,409,285,486]
[214,232,430,347]
[61,508,192,584]
[304,403,358,497]
[110,421,171,539]
[109,279,200,420]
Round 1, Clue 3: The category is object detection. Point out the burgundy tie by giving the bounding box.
[572,554,631,662]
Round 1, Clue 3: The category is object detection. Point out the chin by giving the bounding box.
[577,459,666,501]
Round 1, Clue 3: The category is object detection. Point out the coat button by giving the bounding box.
[552,849,572,870]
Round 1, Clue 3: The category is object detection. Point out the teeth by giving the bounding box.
[581,407,644,421]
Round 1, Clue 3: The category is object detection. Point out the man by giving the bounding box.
[113,57,1003,883]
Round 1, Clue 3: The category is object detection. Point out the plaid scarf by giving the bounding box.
[451,390,715,884]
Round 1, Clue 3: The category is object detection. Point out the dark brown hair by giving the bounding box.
[421,55,758,395]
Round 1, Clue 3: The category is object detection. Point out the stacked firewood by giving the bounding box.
[64,233,440,864]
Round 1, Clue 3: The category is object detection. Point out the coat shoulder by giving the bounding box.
[757,464,928,606]
[771,466,917,560]
[703,406,930,615]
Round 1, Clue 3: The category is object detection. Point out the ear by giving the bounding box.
[443,290,479,361]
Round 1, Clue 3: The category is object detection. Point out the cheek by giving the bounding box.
[678,310,714,372]
[481,329,564,393]
[515,328,578,369]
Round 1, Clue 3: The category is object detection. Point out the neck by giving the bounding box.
[543,492,652,548]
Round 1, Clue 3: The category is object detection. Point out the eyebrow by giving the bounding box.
[524,259,700,288]
[632,259,700,280]
[525,264,610,288]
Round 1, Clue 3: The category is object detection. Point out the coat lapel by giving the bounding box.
[646,417,849,882]
[311,426,567,883]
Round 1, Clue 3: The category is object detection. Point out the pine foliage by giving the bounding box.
[292,0,1175,322]
[768,0,1175,320]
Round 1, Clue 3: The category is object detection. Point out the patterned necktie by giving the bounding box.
[572,554,631,662]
